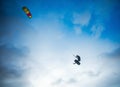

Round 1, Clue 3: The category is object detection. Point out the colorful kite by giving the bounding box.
[22,6,32,18]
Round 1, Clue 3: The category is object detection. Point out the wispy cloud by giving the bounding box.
[74,25,82,35]
[73,11,91,26]
[91,24,104,39]
[72,11,91,35]
[52,78,63,85]
[105,46,120,58]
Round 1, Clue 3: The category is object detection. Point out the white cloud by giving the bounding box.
[9,13,119,87]
[72,11,91,35]
[23,28,116,87]
[73,11,91,26]
[91,24,104,39]
[74,25,82,35]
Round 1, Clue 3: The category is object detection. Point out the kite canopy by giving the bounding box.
[22,6,32,18]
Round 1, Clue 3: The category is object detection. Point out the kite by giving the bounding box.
[22,6,32,18]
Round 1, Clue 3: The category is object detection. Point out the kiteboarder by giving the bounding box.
[73,55,81,65]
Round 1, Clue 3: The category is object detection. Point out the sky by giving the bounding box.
[0,0,120,87]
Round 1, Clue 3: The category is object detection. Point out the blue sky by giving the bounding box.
[0,0,120,87]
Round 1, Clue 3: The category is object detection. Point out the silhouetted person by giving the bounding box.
[73,55,81,65]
